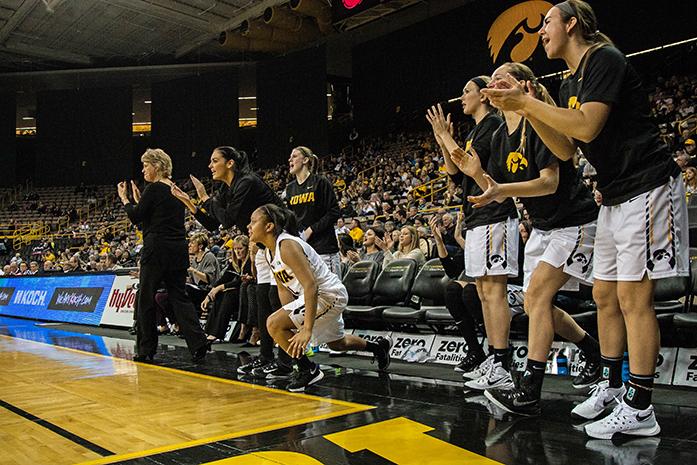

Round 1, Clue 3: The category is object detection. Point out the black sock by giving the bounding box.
[524,358,546,397]
[600,355,623,388]
[624,372,654,410]
[296,355,316,371]
[456,320,483,355]
[493,348,509,370]
[488,345,494,356]
[365,340,379,353]
[575,333,600,360]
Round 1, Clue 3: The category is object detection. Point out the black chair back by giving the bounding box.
[343,260,380,305]
[372,259,418,305]
[409,258,450,305]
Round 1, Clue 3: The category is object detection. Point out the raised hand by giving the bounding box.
[428,215,443,242]
[481,73,528,112]
[117,181,129,203]
[190,175,209,202]
[454,210,464,236]
[468,174,508,208]
[170,183,191,202]
[374,235,388,251]
[426,104,452,140]
[450,147,483,178]
[346,250,360,263]
[130,181,141,203]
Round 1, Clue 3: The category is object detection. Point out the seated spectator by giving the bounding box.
[348,218,364,244]
[119,250,136,268]
[335,218,350,236]
[204,235,254,342]
[379,225,426,268]
[42,260,55,273]
[27,261,39,275]
[187,232,221,312]
[346,226,385,265]
[63,255,83,273]
[18,262,29,275]
[104,253,122,271]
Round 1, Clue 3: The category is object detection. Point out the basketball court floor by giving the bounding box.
[1,315,696,465]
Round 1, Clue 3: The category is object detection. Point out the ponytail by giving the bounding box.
[214,146,252,176]
[500,62,558,157]
[294,146,319,174]
[556,0,614,80]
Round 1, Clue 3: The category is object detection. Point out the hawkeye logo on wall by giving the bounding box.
[488,1,553,63]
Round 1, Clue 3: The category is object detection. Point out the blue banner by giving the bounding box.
[0,274,116,325]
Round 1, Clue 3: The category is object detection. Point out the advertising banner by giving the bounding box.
[100,275,138,328]
[0,274,115,325]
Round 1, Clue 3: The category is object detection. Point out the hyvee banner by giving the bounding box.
[100,275,138,328]
[0,274,115,325]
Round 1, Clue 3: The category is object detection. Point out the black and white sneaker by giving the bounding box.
[455,350,487,373]
[485,386,541,417]
[287,365,324,392]
[251,360,293,379]
[572,360,601,389]
[237,357,271,375]
[483,369,542,416]
[372,336,392,372]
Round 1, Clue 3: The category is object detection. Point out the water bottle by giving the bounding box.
[621,351,630,382]
[556,349,568,376]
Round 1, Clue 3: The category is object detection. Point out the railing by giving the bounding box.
[412,173,450,205]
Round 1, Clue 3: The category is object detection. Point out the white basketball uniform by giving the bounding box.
[523,221,597,292]
[266,232,347,345]
[465,217,520,278]
[594,176,689,281]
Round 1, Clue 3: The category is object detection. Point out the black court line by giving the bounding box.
[0,398,114,457]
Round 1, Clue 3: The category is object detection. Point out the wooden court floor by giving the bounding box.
[4,318,697,465]
[0,335,373,465]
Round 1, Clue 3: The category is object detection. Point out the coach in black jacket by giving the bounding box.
[120,148,208,363]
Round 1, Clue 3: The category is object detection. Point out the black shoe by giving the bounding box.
[252,360,293,379]
[237,356,271,375]
[572,359,601,389]
[454,350,487,373]
[371,336,392,372]
[133,353,154,363]
[287,365,324,392]
[484,386,541,417]
[192,341,211,364]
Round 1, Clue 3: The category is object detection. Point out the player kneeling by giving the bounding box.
[248,204,391,392]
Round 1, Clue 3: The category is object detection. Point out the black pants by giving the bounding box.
[137,261,207,357]
[445,281,484,353]
[205,288,240,340]
[256,283,291,366]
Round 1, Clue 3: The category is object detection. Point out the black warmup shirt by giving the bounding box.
[489,120,598,231]
[196,172,284,233]
[559,46,680,206]
[449,112,517,230]
[124,181,188,268]
[286,173,340,255]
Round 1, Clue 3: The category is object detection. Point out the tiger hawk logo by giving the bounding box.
[488,1,553,63]
[506,151,528,173]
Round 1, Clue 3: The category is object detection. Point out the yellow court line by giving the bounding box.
[0,334,371,410]
[74,407,368,465]
[0,335,375,465]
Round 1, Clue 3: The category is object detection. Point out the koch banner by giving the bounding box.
[0,274,115,325]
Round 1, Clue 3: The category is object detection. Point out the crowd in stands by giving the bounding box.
[0,72,695,345]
